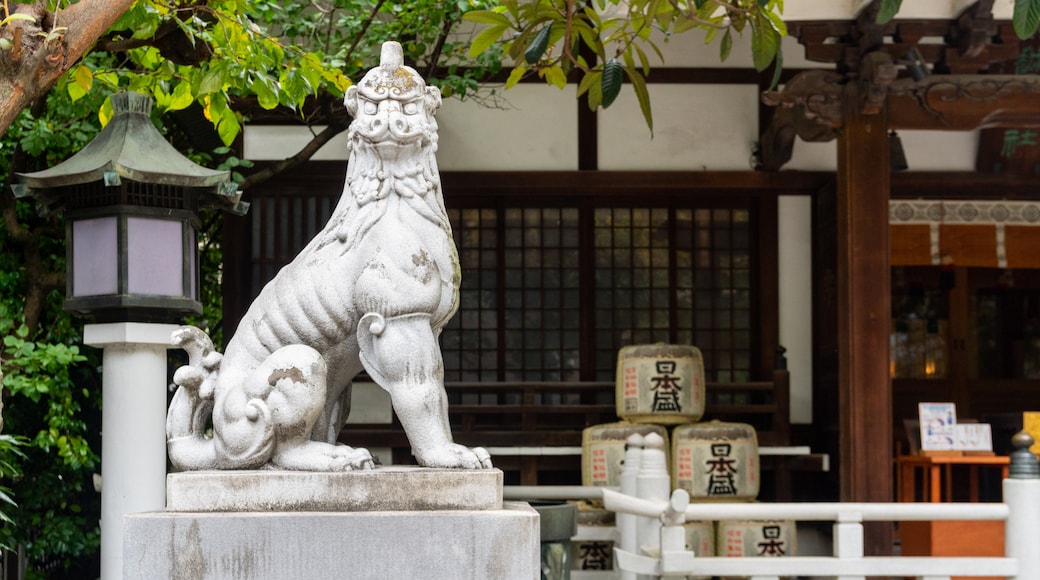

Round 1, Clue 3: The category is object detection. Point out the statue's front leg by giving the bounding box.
[357,312,492,469]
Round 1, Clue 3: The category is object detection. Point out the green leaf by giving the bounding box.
[462,10,512,27]
[587,71,603,110]
[198,67,225,96]
[750,15,780,71]
[217,107,241,146]
[876,0,902,24]
[768,46,783,91]
[720,28,733,62]
[469,24,507,58]
[627,66,653,136]
[525,24,552,64]
[67,66,92,102]
[601,58,623,109]
[1014,0,1040,40]
[543,65,567,89]
[0,13,37,27]
[764,6,788,37]
[576,69,599,97]
[505,63,527,89]
[250,76,279,110]
[99,97,114,127]
[167,81,194,111]
[633,42,651,76]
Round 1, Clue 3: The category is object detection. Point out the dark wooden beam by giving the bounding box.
[836,82,893,554]
[887,75,1040,129]
[892,171,1040,198]
[440,170,832,196]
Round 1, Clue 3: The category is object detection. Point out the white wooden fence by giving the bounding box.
[504,432,1040,580]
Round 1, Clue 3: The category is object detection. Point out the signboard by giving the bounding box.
[919,402,957,451]
[955,423,993,453]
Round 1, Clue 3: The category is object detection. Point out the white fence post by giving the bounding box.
[833,510,865,580]
[1005,431,1040,580]
[636,433,670,580]
[619,433,644,580]
[659,490,694,579]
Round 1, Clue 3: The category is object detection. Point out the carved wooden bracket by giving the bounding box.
[956,0,996,59]
[758,70,845,170]
[859,52,898,115]
[761,69,845,127]
[758,66,1040,169]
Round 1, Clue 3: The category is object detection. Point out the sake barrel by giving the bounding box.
[582,421,669,488]
[717,519,797,579]
[683,520,715,580]
[570,503,615,572]
[616,343,705,424]
[673,420,760,502]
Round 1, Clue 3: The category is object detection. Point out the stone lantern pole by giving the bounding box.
[12,92,246,579]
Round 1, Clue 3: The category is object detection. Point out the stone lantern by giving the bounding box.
[12,91,246,323]
[10,91,246,580]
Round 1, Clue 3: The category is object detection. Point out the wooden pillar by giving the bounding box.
[836,82,893,554]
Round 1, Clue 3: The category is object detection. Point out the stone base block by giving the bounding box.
[167,467,502,512]
[124,502,539,580]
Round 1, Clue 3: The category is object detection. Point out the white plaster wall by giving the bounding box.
[598,84,760,170]
[784,130,979,172]
[436,85,579,171]
[778,196,814,424]
[786,140,838,171]
[650,29,826,69]
[243,125,350,161]
[899,130,979,171]
[781,0,1012,20]
[241,85,579,171]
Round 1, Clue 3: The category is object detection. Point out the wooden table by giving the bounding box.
[895,454,1009,503]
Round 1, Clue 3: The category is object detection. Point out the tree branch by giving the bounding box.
[343,0,386,69]
[0,0,135,137]
[424,7,457,81]
[238,122,348,190]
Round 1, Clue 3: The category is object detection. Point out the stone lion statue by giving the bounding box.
[166,41,492,472]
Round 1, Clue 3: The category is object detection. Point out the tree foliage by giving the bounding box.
[0,83,105,576]
[464,0,786,133]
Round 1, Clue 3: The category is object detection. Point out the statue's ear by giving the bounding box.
[344,85,359,117]
[425,86,442,114]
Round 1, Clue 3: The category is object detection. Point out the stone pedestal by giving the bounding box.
[166,467,504,512]
[124,468,539,580]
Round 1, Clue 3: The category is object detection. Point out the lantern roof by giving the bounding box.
[13,92,246,215]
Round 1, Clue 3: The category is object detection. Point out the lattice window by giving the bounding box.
[443,201,755,383]
[442,208,500,382]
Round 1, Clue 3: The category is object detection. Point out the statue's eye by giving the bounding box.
[363,101,378,115]
[403,102,418,115]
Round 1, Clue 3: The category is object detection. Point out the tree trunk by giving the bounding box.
[0,0,134,137]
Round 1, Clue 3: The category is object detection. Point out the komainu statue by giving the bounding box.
[166,41,492,472]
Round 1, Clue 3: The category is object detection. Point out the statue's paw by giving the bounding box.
[416,443,494,469]
[273,442,375,471]
[327,445,376,471]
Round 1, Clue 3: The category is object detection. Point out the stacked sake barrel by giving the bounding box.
[579,343,796,576]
